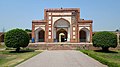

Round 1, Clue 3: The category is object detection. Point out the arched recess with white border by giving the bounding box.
[79,27,90,42]
[53,18,71,42]
[35,27,45,42]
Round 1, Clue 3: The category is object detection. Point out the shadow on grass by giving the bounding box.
[9,49,35,53]
[94,50,118,53]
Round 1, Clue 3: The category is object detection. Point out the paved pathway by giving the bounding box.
[16,50,107,67]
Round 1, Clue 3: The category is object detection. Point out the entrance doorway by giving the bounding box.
[38,30,45,42]
[61,35,65,42]
[79,30,86,42]
[56,29,67,42]
[35,28,45,42]
[59,33,66,42]
[79,28,90,42]
[54,18,70,42]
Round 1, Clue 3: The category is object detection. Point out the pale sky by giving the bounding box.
[0,0,120,32]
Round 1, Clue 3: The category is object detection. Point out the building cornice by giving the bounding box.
[78,20,93,23]
[32,20,47,23]
[45,8,80,12]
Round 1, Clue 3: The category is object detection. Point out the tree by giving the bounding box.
[92,31,117,51]
[25,29,32,32]
[4,28,30,52]
[116,29,119,32]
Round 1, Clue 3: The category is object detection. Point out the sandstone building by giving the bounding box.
[32,8,93,43]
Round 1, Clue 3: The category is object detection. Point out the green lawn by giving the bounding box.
[80,50,120,67]
[0,50,42,67]
[0,43,5,49]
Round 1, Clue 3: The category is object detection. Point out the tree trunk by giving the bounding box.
[102,47,109,51]
[16,47,20,52]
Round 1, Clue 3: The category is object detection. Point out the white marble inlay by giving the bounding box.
[48,36,51,39]
[79,25,90,27]
[73,36,76,39]
[49,28,51,30]
[52,12,72,15]
[79,27,90,31]
[48,13,51,15]
[52,17,71,25]
[73,32,75,35]
[49,16,51,20]
[73,27,75,31]
[35,25,45,27]
[49,21,51,24]
[49,32,51,35]
[35,27,45,31]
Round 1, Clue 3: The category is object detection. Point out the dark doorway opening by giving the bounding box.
[61,35,65,42]
[38,30,45,42]
[79,30,86,42]
[56,29,67,42]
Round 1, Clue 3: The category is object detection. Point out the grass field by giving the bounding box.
[0,43,5,49]
[0,47,42,67]
[80,49,120,67]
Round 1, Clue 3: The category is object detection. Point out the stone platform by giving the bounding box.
[28,42,93,50]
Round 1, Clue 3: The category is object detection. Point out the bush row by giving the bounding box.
[80,50,120,67]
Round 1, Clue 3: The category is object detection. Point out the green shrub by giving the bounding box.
[25,29,32,32]
[80,50,120,67]
[93,31,117,51]
[4,28,30,52]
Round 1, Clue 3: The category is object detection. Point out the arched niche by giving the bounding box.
[79,28,90,42]
[53,18,70,42]
[35,28,45,42]
[56,29,67,42]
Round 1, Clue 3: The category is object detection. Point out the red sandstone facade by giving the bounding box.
[32,8,93,43]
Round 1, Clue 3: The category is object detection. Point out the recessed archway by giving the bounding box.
[54,18,70,28]
[35,28,45,42]
[56,29,67,42]
[79,28,90,42]
[53,18,70,42]
[38,30,45,42]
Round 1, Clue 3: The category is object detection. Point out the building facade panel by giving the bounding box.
[32,8,93,43]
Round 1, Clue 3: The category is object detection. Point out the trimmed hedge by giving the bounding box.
[80,50,120,67]
[4,28,30,51]
[93,31,117,51]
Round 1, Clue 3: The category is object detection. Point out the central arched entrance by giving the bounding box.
[56,29,67,42]
[53,18,70,42]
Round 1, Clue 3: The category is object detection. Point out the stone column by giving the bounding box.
[86,31,90,42]
[53,28,56,42]
[67,27,70,42]
[35,31,39,42]
[90,24,92,43]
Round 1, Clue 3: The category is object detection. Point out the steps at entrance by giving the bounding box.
[28,43,93,50]
[49,45,73,50]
